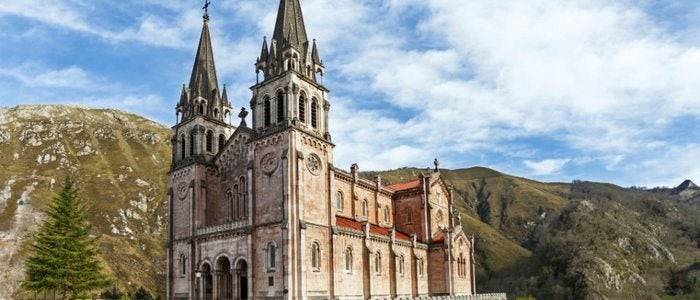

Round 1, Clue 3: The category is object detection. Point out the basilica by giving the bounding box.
[166,0,476,299]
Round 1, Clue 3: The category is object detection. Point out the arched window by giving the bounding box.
[267,242,277,269]
[276,91,285,122]
[383,206,389,222]
[405,208,412,224]
[375,251,381,274]
[361,199,368,217]
[417,258,424,276]
[311,98,318,128]
[180,135,186,160]
[311,242,320,270]
[398,255,405,275]
[218,134,225,152]
[335,191,343,211]
[199,103,204,114]
[227,190,234,221]
[179,254,187,276]
[344,248,353,272]
[264,97,271,126]
[299,93,306,123]
[206,131,213,152]
[239,176,247,218]
[214,109,219,118]
[232,185,239,219]
[189,132,196,156]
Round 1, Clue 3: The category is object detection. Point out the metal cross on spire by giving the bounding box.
[203,0,211,21]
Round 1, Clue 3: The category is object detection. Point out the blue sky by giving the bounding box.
[1,0,699,188]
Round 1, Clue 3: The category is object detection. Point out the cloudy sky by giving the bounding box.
[1,0,699,187]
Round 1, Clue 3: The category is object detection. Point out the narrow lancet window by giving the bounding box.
[311,242,320,270]
[189,132,196,156]
[218,134,225,152]
[206,131,213,152]
[276,91,285,122]
[311,98,318,128]
[299,94,306,123]
[264,97,271,126]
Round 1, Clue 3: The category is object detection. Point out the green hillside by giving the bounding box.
[0,105,170,298]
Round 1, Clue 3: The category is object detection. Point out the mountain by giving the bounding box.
[371,168,700,299]
[672,180,700,201]
[0,105,170,298]
[1,105,698,299]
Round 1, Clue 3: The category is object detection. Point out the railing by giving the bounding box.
[196,219,250,236]
[393,294,507,300]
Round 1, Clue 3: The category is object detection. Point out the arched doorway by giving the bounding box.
[217,256,233,300]
[236,259,249,300]
[201,263,213,300]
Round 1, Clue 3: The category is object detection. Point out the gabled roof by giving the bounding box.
[272,0,308,50]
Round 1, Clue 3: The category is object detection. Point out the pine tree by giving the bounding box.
[23,177,111,299]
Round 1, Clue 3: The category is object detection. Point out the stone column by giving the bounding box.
[212,270,221,300]
[232,267,240,300]
[198,273,205,300]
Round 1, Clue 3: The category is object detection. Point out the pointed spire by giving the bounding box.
[222,84,230,106]
[259,36,269,62]
[189,17,219,100]
[179,84,188,107]
[273,0,308,50]
[311,39,321,65]
[269,39,278,61]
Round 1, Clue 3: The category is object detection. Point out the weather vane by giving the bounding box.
[203,0,211,21]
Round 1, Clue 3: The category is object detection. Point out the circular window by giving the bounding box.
[306,154,322,176]
[177,182,188,200]
[260,152,278,175]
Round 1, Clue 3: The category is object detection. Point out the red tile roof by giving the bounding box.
[386,179,421,191]
[335,216,363,231]
[335,216,412,241]
[432,232,445,244]
[395,230,412,241]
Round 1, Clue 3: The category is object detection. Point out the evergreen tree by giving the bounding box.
[23,177,111,299]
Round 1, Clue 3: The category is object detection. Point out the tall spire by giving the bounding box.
[188,15,219,100]
[259,36,269,62]
[272,0,308,50]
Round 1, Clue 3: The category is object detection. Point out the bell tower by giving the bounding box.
[251,0,329,141]
[172,9,235,167]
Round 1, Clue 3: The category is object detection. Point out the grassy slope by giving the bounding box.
[0,105,170,297]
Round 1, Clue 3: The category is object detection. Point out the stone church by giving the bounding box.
[166,0,476,299]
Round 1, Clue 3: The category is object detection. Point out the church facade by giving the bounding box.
[166,0,476,299]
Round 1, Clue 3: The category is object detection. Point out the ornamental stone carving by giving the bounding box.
[306,153,321,176]
[260,152,278,175]
[177,182,188,200]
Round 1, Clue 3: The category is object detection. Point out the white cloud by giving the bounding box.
[287,0,700,183]
[524,158,571,176]
[0,0,201,48]
[0,64,92,88]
